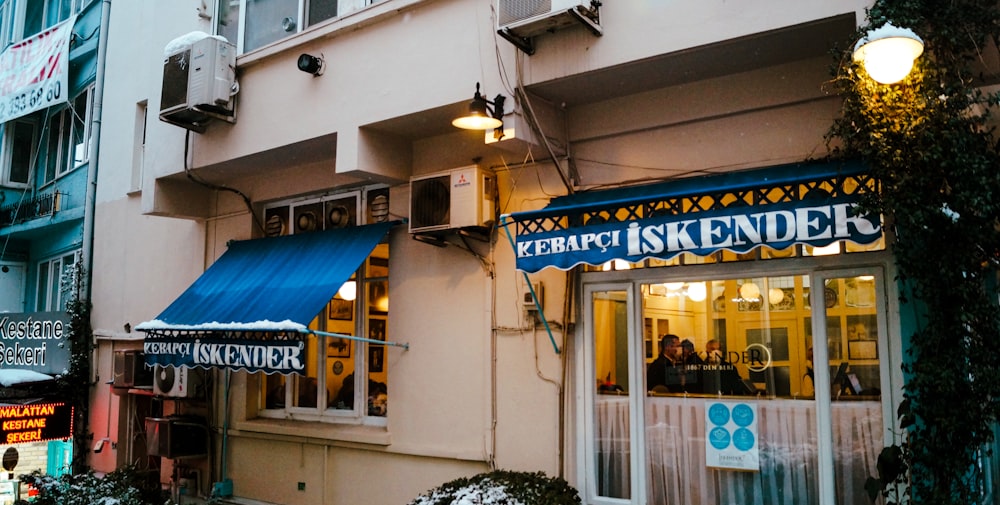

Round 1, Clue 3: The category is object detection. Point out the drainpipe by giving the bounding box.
[81,0,111,303]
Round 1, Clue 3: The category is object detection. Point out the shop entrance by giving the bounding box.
[582,265,891,505]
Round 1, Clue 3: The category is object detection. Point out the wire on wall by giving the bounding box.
[182,129,264,235]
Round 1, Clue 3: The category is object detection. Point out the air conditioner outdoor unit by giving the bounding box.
[497,0,601,53]
[409,165,495,234]
[159,35,237,133]
[112,350,153,389]
[153,365,204,398]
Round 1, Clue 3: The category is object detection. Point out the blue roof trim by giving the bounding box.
[509,160,867,221]
[137,221,394,331]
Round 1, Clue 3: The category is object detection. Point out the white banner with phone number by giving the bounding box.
[0,16,74,123]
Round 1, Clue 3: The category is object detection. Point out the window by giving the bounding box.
[218,0,378,53]
[584,267,889,504]
[42,88,91,184]
[0,1,13,50]
[2,117,37,186]
[18,0,88,41]
[36,250,80,311]
[258,187,392,424]
[129,100,147,193]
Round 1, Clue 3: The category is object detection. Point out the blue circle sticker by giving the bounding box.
[731,404,754,427]
[708,403,730,426]
[733,428,755,451]
[709,427,731,450]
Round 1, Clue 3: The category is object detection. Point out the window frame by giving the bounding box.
[42,87,92,185]
[218,0,378,54]
[578,255,897,505]
[256,186,391,426]
[35,249,80,312]
[16,0,87,42]
[1,116,38,187]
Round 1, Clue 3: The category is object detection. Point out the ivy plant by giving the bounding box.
[827,1,1000,503]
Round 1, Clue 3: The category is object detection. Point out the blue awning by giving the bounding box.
[502,161,882,273]
[138,221,392,332]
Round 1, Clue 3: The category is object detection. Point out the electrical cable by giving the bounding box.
[182,129,265,235]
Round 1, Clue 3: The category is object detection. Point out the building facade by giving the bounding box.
[87,1,1000,505]
[0,0,105,497]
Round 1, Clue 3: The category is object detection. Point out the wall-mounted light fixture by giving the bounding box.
[853,23,924,84]
[452,82,506,139]
[297,53,324,76]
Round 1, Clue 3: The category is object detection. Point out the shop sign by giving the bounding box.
[0,402,73,445]
[0,312,71,375]
[0,17,74,123]
[144,336,306,374]
[514,198,881,272]
[705,400,759,471]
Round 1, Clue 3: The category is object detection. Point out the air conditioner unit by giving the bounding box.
[145,417,209,459]
[159,36,237,133]
[497,0,601,53]
[153,365,205,398]
[409,165,495,234]
[112,350,153,389]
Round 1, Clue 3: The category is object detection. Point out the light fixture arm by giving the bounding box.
[452,82,507,139]
[475,83,506,132]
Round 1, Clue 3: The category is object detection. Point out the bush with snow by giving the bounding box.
[408,470,580,505]
[15,466,168,505]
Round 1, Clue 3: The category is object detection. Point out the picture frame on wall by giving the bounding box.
[369,318,386,343]
[329,298,354,320]
[369,346,384,373]
[327,336,351,358]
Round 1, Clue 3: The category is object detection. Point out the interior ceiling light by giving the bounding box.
[452,82,506,139]
[768,288,785,305]
[337,280,357,301]
[686,282,707,302]
[853,23,924,84]
[739,282,761,301]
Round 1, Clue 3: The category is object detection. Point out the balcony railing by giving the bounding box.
[0,191,62,227]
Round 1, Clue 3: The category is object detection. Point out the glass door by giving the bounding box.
[584,284,638,504]
[810,269,889,505]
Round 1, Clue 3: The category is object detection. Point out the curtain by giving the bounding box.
[595,396,883,504]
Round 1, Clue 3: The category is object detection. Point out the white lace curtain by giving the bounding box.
[596,396,883,504]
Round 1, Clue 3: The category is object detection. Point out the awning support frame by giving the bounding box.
[501,218,561,354]
[301,329,409,351]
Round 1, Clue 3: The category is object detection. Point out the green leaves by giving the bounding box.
[830,1,1000,504]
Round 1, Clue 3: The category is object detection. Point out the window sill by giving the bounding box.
[232,417,391,446]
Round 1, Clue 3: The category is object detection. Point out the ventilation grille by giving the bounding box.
[498,0,552,26]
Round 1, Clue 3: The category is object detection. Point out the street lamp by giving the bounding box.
[853,23,924,84]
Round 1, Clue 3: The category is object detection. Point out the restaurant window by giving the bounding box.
[35,249,80,311]
[217,0,382,53]
[258,188,391,423]
[586,261,889,504]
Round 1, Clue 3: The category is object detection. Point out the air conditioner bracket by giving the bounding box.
[497,28,535,55]
[570,3,602,37]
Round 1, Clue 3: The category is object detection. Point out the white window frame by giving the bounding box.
[256,187,390,426]
[15,0,87,42]
[0,0,14,50]
[35,249,80,312]
[43,87,92,185]
[219,0,379,54]
[577,258,897,505]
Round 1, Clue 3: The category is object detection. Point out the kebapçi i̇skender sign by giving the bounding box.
[0,402,73,445]
[0,312,72,375]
